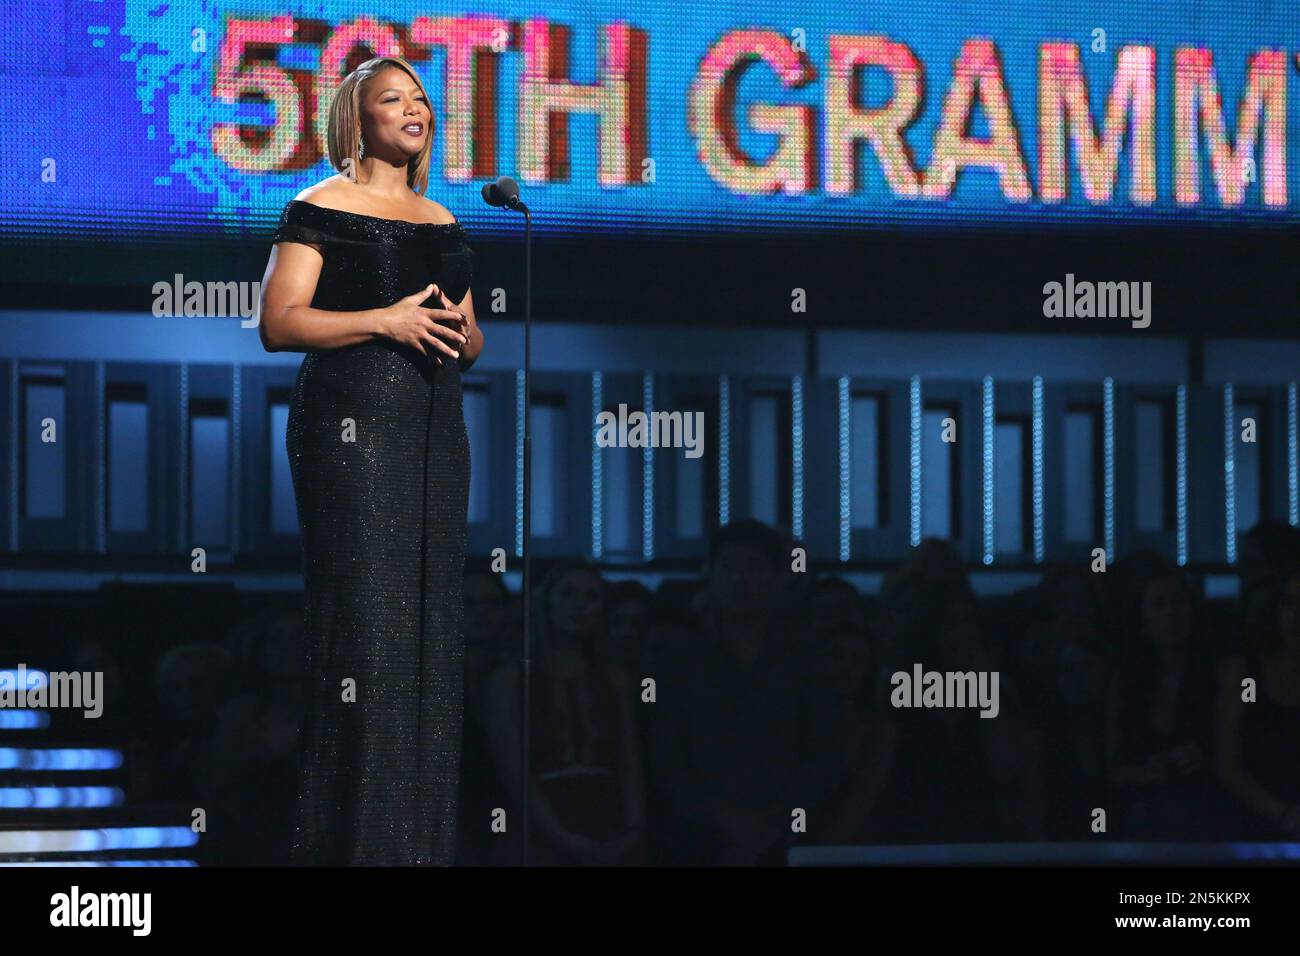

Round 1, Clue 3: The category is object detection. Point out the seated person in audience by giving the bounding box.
[646,520,842,865]
[1215,568,1300,839]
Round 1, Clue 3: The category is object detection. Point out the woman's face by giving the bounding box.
[360,67,429,161]
[1141,574,1193,647]
[548,570,604,637]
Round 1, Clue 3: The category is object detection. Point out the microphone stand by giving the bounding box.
[518,199,532,867]
[482,177,531,867]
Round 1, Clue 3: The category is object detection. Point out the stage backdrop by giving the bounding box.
[4,0,1300,250]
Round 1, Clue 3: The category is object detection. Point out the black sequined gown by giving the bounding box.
[272,199,474,865]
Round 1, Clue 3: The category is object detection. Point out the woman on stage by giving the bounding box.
[258,55,483,865]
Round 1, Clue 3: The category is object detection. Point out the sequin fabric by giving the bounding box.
[273,199,474,865]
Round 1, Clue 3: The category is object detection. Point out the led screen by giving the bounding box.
[3,0,1300,244]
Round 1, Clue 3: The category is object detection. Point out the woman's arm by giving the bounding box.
[258,242,385,352]
[452,288,484,371]
[260,242,468,359]
[1214,653,1293,828]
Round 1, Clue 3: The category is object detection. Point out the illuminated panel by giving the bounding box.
[591,372,603,558]
[982,376,994,566]
[0,749,124,770]
[0,827,198,853]
[1177,384,1188,565]
[0,861,198,867]
[642,373,654,562]
[792,375,804,541]
[1236,398,1264,537]
[1290,382,1299,528]
[1031,375,1044,562]
[23,377,65,520]
[0,787,125,809]
[0,712,50,730]
[909,375,921,547]
[515,369,524,558]
[719,375,731,527]
[1103,377,1114,564]
[837,377,850,562]
[4,0,1299,257]
[1225,383,1236,564]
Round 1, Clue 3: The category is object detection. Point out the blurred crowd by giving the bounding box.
[51,519,1300,865]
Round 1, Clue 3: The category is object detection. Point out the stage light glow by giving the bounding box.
[838,377,850,562]
[1031,376,1044,563]
[1103,377,1115,564]
[0,748,123,771]
[0,711,49,730]
[1225,383,1236,564]
[515,369,525,558]
[0,787,124,809]
[0,826,198,854]
[1289,381,1299,528]
[792,376,804,542]
[982,376,994,566]
[591,372,603,559]
[719,375,731,527]
[910,376,922,548]
[642,373,654,562]
[1177,384,1189,566]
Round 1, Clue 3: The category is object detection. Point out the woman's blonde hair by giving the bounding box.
[326,56,432,196]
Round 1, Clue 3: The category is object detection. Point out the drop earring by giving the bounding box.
[358,134,366,160]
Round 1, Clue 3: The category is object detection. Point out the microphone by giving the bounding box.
[479,170,533,864]
[481,175,527,213]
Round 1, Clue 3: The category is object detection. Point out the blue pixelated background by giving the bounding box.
[3,0,1300,248]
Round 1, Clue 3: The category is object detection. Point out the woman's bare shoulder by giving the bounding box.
[292,177,354,209]
[291,179,457,224]
[417,196,457,225]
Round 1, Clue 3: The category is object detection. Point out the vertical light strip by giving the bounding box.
[8,361,16,554]
[1031,375,1044,564]
[230,365,240,555]
[837,377,850,562]
[909,375,921,547]
[1176,384,1188,566]
[982,376,994,566]
[1224,383,1236,565]
[791,375,804,541]
[96,361,106,553]
[178,363,188,550]
[642,373,654,562]
[719,375,730,527]
[590,372,602,559]
[1288,382,1298,528]
[514,368,524,558]
[1103,377,1114,565]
